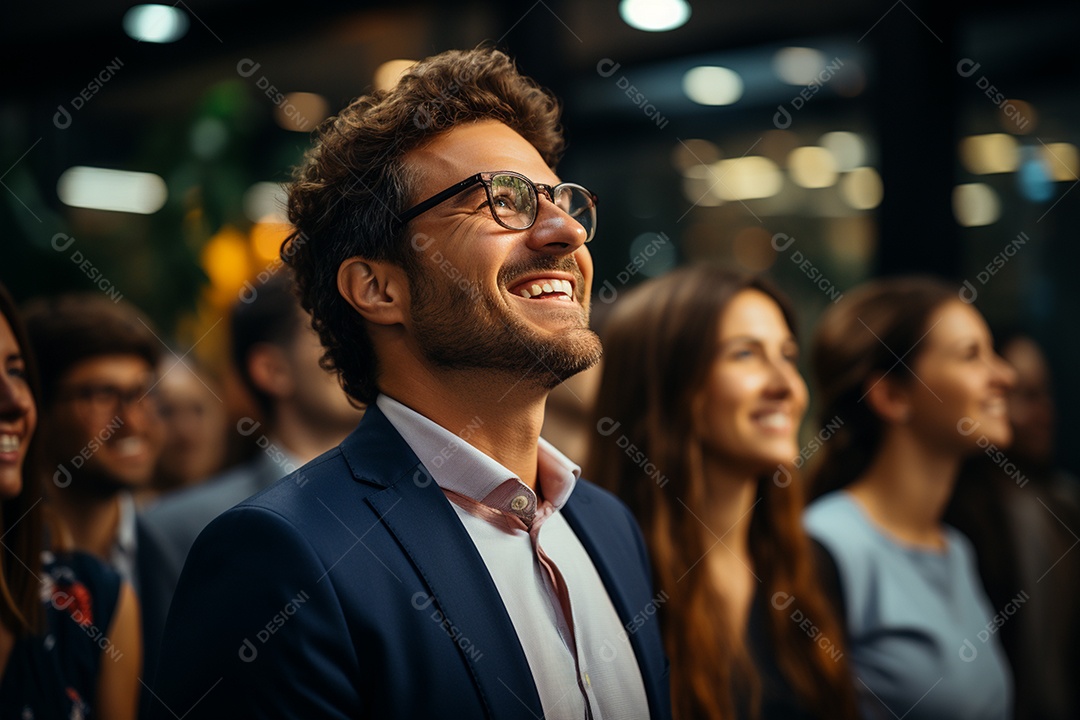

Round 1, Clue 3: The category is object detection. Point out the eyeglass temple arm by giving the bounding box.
[393,173,485,230]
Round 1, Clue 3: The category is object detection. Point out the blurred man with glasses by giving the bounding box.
[152,46,670,720]
[24,293,177,718]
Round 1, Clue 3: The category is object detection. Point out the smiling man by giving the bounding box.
[151,47,670,719]
[24,293,180,717]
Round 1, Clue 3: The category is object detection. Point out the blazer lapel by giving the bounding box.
[341,406,544,719]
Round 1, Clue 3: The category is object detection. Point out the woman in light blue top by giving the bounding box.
[803,277,1015,720]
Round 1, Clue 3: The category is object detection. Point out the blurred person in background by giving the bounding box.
[0,282,140,720]
[149,354,228,500]
[806,277,1014,720]
[586,266,858,720]
[142,272,364,581]
[23,293,177,719]
[947,332,1080,720]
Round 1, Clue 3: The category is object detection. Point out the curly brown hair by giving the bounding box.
[282,46,566,404]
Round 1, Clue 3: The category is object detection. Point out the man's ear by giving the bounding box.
[337,258,408,326]
[863,372,912,425]
[247,343,293,400]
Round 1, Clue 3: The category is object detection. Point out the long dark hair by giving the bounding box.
[0,282,43,635]
[809,276,956,498]
[586,265,857,720]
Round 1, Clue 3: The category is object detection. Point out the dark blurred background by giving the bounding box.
[2,0,1077,474]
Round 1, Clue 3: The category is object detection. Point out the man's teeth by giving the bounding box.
[518,279,573,299]
[983,398,1007,415]
[0,434,19,453]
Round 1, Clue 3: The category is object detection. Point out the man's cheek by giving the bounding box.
[574,246,594,297]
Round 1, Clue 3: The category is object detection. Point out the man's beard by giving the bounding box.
[408,256,602,390]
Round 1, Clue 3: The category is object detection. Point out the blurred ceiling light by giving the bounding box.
[57,166,167,214]
[773,47,827,85]
[788,146,838,188]
[243,182,288,223]
[683,66,743,106]
[374,59,417,92]
[959,133,1019,174]
[275,92,329,133]
[953,183,1001,227]
[201,227,250,291]
[839,167,883,210]
[682,164,724,207]
[711,156,783,201]
[619,0,691,32]
[1000,99,1036,135]
[819,131,867,171]
[123,4,189,43]
[672,138,721,171]
[251,221,292,264]
[1040,142,1079,182]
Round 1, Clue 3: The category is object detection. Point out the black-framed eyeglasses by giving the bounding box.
[394,171,598,242]
[57,381,160,416]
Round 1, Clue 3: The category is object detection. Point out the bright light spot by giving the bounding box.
[672,138,721,171]
[190,117,228,159]
[374,59,417,92]
[953,183,1001,227]
[773,47,827,85]
[619,0,691,32]
[819,131,867,171]
[122,5,189,43]
[839,167,883,210]
[710,157,783,201]
[201,227,251,291]
[682,164,723,207]
[1040,142,1079,182]
[1000,99,1037,135]
[57,166,167,215]
[251,222,292,264]
[629,232,677,277]
[959,134,1019,174]
[274,92,329,133]
[243,182,288,223]
[683,66,743,106]
[788,146,838,188]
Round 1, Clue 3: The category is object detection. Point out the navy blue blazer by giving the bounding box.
[149,404,671,719]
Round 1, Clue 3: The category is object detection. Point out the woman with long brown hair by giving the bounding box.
[586,265,857,720]
[806,276,1013,720]
[0,282,141,720]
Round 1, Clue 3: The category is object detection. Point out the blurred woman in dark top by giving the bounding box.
[0,282,141,720]
[586,266,857,720]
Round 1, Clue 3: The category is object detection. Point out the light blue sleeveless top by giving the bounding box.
[804,491,1013,720]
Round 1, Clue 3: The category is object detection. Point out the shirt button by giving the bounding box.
[511,495,529,511]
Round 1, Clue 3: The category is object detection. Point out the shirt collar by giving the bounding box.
[376,394,579,510]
